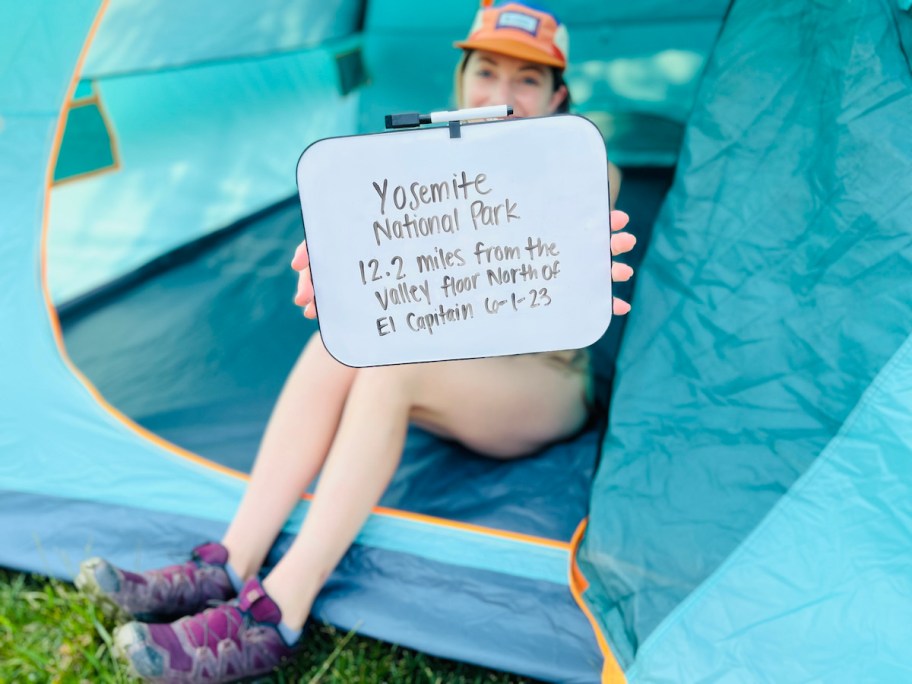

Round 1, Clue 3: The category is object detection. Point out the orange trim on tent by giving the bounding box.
[41,0,245,483]
[37,6,572,556]
[372,504,571,551]
[569,518,627,684]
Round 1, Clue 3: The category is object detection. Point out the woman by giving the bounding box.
[77,3,635,681]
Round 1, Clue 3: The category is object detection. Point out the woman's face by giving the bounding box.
[461,50,567,118]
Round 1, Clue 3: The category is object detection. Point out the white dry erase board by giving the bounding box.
[296,114,612,367]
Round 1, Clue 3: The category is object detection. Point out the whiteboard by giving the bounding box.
[296,114,613,367]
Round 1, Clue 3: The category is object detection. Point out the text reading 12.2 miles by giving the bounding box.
[359,257,406,284]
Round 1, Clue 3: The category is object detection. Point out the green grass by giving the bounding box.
[0,569,537,683]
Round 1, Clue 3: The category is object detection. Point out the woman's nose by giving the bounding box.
[494,80,514,107]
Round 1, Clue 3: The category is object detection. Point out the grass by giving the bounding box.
[0,569,537,683]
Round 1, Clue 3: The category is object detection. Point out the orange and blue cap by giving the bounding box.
[454,1,569,70]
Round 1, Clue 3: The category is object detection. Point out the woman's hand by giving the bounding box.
[609,209,636,315]
[291,240,317,319]
[293,212,635,319]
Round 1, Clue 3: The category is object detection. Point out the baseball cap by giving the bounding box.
[454,1,569,70]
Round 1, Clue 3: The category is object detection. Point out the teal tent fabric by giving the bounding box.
[47,1,363,303]
[579,0,912,671]
[0,1,107,462]
[627,331,912,683]
[79,0,361,76]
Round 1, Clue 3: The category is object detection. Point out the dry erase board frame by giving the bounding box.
[296,114,613,368]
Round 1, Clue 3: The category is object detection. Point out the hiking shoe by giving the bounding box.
[113,578,298,683]
[76,542,236,622]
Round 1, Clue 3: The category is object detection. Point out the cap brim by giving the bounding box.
[454,37,565,69]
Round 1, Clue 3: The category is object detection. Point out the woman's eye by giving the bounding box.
[521,77,542,86]
[476,69,495,78]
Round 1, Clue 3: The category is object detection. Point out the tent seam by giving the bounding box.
[569,518,628,684]
[83,34,362,83]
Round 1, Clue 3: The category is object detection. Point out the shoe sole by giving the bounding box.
[75,558,133,624]
[112,623,168,681]
[111,622,284,684]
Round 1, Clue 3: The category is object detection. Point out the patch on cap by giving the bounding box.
[495,11,540,36]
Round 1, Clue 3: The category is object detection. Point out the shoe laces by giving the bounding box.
[182,602,247,650]
[181,579,280,650]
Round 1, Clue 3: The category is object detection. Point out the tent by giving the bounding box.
[2,0,911,681]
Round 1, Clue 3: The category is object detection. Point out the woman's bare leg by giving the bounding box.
[221,333,357,579]
[260,355,588,629]
[262,364,416,627]
[410,354,590,458]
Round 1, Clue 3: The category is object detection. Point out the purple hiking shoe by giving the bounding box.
[113,578,298,683]
[75,542,235,622]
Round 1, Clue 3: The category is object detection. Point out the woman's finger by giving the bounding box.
[291,240,310,271]
[613,297,632,315]
[611,261,634,283]
[291,242,318,319]
[609,209,629,232]
[611,231,636,256]
[293,267,314,307]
